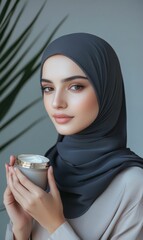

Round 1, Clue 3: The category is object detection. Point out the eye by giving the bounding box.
[69,84,84,92]
[41,86,54,93]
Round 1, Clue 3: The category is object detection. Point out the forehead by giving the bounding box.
[42,55,86,79]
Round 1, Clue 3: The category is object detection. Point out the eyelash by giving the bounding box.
[41,84,84,94]
[41,86,54,93]
[69,84,84,91]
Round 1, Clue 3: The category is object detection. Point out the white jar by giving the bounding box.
[15,154,50,190]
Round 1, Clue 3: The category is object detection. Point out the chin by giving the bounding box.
[55,127,73,135]
[57,130,74,135]
[56,126,84,136]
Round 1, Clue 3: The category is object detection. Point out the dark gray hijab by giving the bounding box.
[41,33,143,219]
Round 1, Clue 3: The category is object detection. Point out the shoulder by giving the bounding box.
[119,166,143,188]
[113,167,143,204]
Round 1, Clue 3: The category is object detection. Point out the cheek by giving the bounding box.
[43,96,51,113]
[73,94,99,118]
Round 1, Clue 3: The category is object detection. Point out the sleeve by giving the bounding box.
[110,201,143,240]
[5,222,32,240]
[5,222,14,240]
[48,221,81,240]
[5,221,81,240]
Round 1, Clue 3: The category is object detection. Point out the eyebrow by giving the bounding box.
[41,75,88,83]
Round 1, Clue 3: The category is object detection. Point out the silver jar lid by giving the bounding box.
[15,154,50,169]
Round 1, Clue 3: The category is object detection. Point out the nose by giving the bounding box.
[52,90,67,109]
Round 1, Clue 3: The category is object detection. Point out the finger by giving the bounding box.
[9,155,16,166]
[14,167,40,193]
[8,167,16,194]
[3,184,12,201]
[5,164,12,189]
[5,164,9,185]
[5,164,12,191]
[8,167,30,205]
[48,166,59,196]
[9,168,43,214]
[4,186,11,199]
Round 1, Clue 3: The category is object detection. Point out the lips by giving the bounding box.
[52,114,73,124]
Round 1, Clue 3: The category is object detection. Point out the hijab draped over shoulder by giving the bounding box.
[41,33,143,219]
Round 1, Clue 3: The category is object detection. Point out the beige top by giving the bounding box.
[5,167,143,240]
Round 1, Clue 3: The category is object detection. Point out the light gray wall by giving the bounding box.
[1,0,143,238]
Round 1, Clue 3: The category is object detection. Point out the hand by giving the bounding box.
[3,156,32,239]
[7,165,65,234]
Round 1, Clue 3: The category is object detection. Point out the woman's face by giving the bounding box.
[41,55,99,135]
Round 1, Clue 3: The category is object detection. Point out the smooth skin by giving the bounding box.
[4,156,33,240]
[4,156,65,239]
[4,55,99,239]
[42,55,99,135]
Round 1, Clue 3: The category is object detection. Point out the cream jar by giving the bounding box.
[15,154,50,190]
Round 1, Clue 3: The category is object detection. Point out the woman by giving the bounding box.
[4,33,143,240]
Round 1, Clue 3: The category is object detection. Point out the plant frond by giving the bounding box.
[1,26,46,74]
[0,0,20,40]
[1,0,46,63]
[0,116,46,151]
[0,0,16,23]
[1,4,26,51]
[1,16,68,100]
[0,1,68,177]
[1,97,42,130]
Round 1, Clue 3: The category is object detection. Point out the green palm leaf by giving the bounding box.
[0,2,26,50]
[1,0,67,151]
[1,1,46,70]
[1,97,42,130]
[0,116,46,151]
[0,15,68,120]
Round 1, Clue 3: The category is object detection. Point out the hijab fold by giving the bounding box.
[41,33,143,219]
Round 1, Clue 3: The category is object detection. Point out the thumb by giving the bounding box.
[48,166,58,196]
